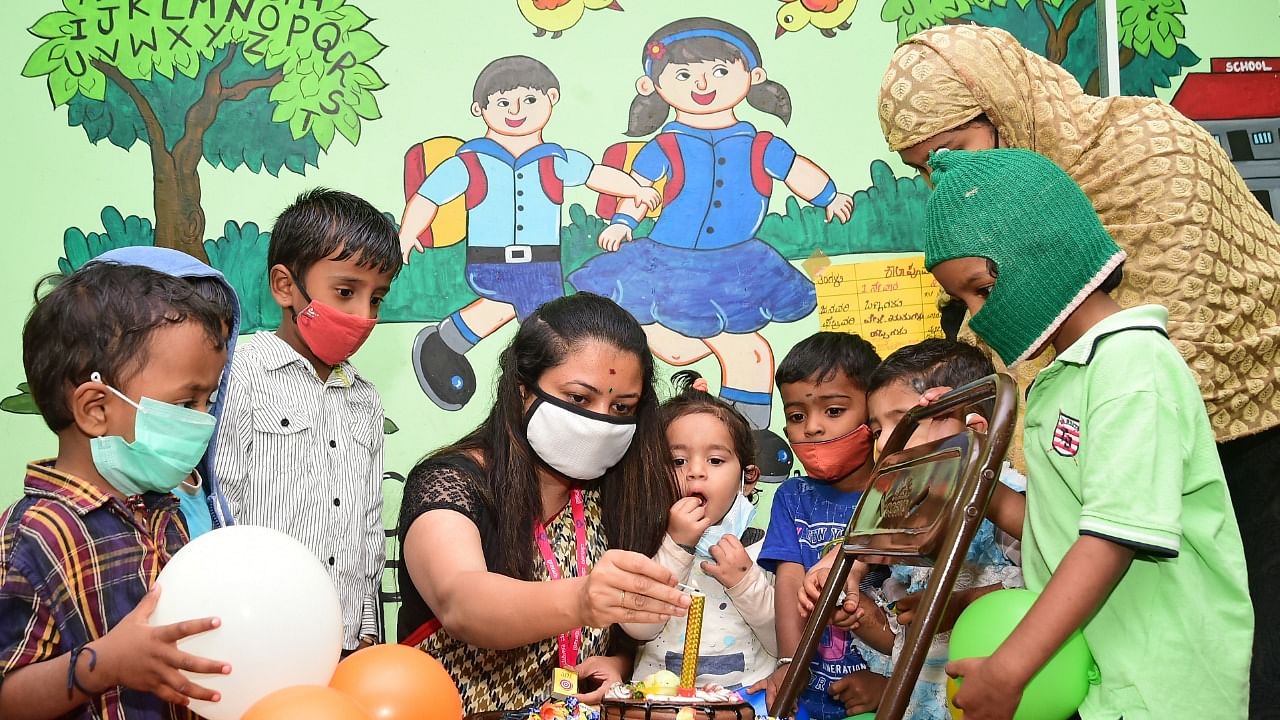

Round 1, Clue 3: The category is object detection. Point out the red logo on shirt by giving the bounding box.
[1052,412,1081,457]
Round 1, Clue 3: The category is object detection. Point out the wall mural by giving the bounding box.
[4,0,1274,499]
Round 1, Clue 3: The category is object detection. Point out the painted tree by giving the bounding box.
[881,0,1196,96]
[22,0,388,262]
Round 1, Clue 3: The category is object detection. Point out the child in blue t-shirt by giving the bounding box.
[752,332,887,720]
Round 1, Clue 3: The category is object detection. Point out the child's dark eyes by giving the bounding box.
[786,412,805,423]
[976,285,993,299]
[672,457,687,467]
[371,296,384,306]
[825,407,846,418]
[336,288,354,298]
[708,457,726,466]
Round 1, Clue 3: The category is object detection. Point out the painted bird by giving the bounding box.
[776,0,858,38]
[517,0,624,39]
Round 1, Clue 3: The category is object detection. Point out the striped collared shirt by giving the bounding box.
[214,331,385,648]
[0,462,194,720]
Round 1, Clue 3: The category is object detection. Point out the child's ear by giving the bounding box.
[546,88,560,105]
[750,67,768,86]
[636,76,656,96]
[743,464,761,495]
[471,101,484,118]
[268,264,296,309]
[70,381,110,439]
[964,412,989,434]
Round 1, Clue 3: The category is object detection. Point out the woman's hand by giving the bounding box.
[573,655,628,705]
[580,550,690,628]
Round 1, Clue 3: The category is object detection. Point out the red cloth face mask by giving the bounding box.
[292,284,376,366]
[791,425,874,482]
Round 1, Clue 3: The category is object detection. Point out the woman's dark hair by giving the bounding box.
[425,292,677,580]
[775,331,882,391]
[662,370,757,473]
[23,262,226,432]
[627,18,791,137]
[868,339,998,418]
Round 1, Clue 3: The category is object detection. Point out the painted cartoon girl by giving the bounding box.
[569,17,853,447]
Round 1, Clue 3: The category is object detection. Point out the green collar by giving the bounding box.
[1053,305,1169,366]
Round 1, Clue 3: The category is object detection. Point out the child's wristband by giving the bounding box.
[810,180,838,208]
[610,213,640,230]
[66,643,99,698]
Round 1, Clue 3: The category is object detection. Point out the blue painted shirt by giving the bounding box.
[759,476,884,720]
[633,121,797,250]
[417,139,593,249]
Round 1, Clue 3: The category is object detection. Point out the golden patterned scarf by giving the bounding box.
[878,24,1280,443]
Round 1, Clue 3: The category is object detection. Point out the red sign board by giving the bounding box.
[1212,58,1280,73]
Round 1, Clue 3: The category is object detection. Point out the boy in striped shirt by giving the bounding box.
[214,189,400,654]
[0,262,231,719]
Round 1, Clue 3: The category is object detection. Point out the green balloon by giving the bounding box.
[949,589,1098,720]
[840,714,877,720]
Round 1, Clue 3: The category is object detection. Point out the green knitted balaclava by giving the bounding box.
[923,149,1126,366]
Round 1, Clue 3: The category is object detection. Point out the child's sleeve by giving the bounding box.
[619,535,695,641]
[630,139,670,184]
[0,553,58,677]
[763,135,798,181]
[756,481,802,574]
[212,364,253,519]
[557,149,594,188]
[725,545,777,655]
[358,396,387,642]
[417,156,469,206]
[1077,389,1184,558]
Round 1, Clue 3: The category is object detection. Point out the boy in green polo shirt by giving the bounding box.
[921,149,1252,720]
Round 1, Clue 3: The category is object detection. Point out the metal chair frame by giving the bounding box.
[770,373,1018,720]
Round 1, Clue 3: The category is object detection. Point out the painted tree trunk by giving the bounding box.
[151,144,208,262]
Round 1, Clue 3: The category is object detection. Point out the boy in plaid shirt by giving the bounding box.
[0,263,230,720]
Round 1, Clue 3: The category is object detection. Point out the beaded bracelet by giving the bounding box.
[66,644,99,698]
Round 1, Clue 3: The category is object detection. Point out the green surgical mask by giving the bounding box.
[88,372,216,496]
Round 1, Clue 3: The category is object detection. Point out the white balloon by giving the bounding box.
[150,525,343,720]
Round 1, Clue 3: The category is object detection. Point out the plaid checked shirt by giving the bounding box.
[0,462,196,720]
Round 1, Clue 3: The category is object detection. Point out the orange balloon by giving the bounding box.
[330,644,463,720]
[242,685,371,720]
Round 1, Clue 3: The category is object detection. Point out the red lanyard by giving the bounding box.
[533,489,589,669]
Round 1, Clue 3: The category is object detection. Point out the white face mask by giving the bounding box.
[524,386,638,480]
[695,473,756,558]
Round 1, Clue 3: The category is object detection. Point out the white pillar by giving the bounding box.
[1096,0,1122,96]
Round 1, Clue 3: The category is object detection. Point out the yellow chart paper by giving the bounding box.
[815,256,944,357]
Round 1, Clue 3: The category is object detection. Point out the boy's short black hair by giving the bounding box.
[868,338,997,417]
[472,56,559,108]
[23,262,227,433]
[268,188,399,284]
[776,332,882,391]
[187,276,236,341]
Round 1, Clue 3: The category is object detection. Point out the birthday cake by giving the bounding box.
[602,673,755,720]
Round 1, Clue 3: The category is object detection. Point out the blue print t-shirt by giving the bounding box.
[760,475,882,720]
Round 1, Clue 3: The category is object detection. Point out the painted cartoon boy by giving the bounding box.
[400,55,659,410]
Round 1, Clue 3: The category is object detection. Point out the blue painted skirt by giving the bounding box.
[568,237,815,338]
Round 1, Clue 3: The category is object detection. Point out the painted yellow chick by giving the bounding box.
[775,0,858,38]
[517,0,624,39]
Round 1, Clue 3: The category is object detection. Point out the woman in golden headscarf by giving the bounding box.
[878,24,1278,711]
